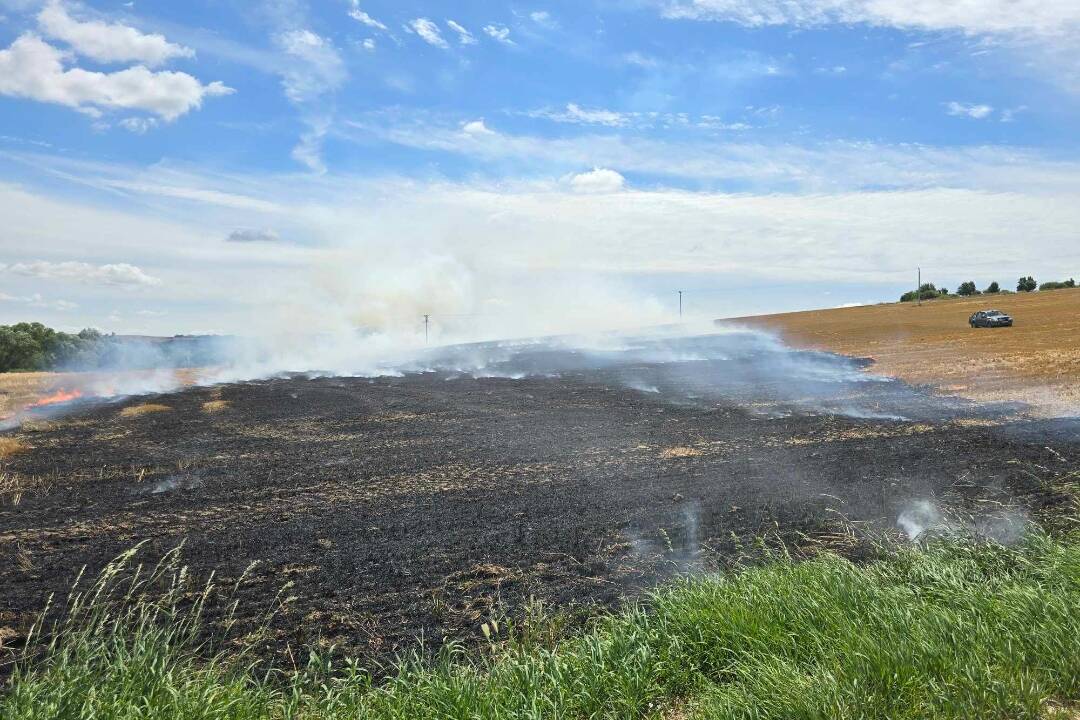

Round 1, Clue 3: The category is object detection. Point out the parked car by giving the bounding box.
[969,310,1013,328]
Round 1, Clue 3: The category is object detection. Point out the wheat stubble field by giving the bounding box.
[736,288,1080,416]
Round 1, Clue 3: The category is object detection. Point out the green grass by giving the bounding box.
[3,535,1080,719]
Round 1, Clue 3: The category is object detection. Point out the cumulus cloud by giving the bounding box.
[483,24,514,44]
[462,119,496,136]
[407,18,449,48]
[38,0,194,66]
[226,228,280,243]
[275,29,346,103]
[4,260,162,287]
[0,34,232,120]
[346,1,387,31]
[446,20,477,45]
[946,101,994,119]
[568,167,627,193]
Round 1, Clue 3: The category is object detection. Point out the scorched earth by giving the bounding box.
[1,329,1077,672]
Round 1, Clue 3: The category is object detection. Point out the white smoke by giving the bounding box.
[897,500,949,540]
[897,499,1029,543]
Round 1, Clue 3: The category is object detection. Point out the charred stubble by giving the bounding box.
[0,368,1076,673]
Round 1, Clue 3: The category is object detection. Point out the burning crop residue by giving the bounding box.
[25,389,84,409]
[1,387,90,431]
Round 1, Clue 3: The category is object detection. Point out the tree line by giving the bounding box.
[0,323,234,374]
[901,276,1076,302]
[0,323,106,373]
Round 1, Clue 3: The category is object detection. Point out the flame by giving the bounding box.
[26,389,84,409]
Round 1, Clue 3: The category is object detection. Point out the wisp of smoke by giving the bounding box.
[897,499,1029,543]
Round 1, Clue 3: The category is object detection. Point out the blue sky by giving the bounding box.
[2,0,1080,336]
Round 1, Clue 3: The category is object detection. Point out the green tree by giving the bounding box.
[901,283,945,302]
[957,281,978,296]
[985,281,1000,294]
[1017,276,1037,292]
[0,323,107,373]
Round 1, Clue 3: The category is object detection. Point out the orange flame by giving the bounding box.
[26,389,84,409]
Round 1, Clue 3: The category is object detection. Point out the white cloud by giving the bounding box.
[407,18,449,49]
[275,29,346,103]
[0,292,77,311]
[0,34,232,120]
[347,2,387,31]
[446,19,477,45]
[38,0,194,67]
[621,51,660,68]
[655,0,1080,35]
[656,0,1080,94]
[1000,105,1028,122]
[345,116,1080,194]
[946,101,994,119]
[5,260,161,286]
[462,119,496,136]
[4,148,1080,334]
[568,167,626,193]
[291,117,330,174]
[530,11,557,28]
[360,38,376,52]
[483,24,514,44]
[100,180,280,212]
[119,116,158,133]
[532,103,630,127]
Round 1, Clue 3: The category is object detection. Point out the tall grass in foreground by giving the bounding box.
[3,536,1079,719]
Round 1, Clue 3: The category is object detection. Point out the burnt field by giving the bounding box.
[1,330,1078,672]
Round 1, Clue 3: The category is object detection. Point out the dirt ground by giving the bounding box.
[733,288,1080,416]
[2,341,1077,674]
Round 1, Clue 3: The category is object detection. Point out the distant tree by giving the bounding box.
[985,281,1000,294]
[900,283,946,302]
[957,281,979,296]
[0,323,107,373]
[1039,278,1078,291]
[1017,276,1037,292]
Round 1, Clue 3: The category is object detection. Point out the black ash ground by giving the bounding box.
[1,331,1077,670]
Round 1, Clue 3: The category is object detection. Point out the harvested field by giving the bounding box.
[118,403,172,418]
[0,368,202,420]
[1,330,1077,674]
[734,288,1080,415]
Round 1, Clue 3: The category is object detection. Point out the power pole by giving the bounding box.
[917,268,921,307]
[678,290,683,319]
[424,314,430,344]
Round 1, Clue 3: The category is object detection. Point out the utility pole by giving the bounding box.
[678,290,683,319]
[424,314,430,344]
[917,268,921,307]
